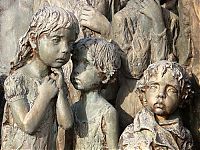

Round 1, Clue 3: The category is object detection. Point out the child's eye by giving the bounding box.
[167,87,178,94]
[52,37,61,44]
[149,84,158,90]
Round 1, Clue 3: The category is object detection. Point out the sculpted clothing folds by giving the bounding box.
[119,108,193,150]
[73,101,114,150]
[112,1,179,72]
[2,71,55,150]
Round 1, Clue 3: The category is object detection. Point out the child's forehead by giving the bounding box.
[49,28,65,36]
[146,70,180,88]
[46,27,77,41]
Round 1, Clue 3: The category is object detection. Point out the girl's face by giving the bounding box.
[37,27,76,68]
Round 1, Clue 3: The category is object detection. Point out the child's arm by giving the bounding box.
[52,68,73,130]
[104,107,119,149]
[8,76,58,134]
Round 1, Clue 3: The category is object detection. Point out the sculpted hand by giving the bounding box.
[80,6,110,35]
[136,0,162,21]
[36,76,58,100]
[51,68,65,89]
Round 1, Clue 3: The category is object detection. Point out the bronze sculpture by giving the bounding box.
[1,6,78,149]
[119,60,193,149]
[112,0,179,131]
[71,37,121,149]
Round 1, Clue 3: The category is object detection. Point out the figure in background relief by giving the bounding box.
[119,60,193,150]
[177,0,200,147]
[113,0,179,131]
[70,37,121,150]
[1,6,79,149]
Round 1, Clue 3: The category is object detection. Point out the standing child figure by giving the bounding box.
[119,60,193,150]
[1,6,79,149]
[71,37,121,150]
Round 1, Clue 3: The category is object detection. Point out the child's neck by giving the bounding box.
[82,90,101,104]
[25,57,49,79]
[155,114,168,123]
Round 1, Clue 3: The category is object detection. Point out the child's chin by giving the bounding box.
[51,63,66,68]
[154,108,166,115]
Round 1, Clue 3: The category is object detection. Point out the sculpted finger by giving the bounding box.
[154,0,160,5]
[134,0,140,6]
[50,73,56,80]
[44,76,50,82]
[52,81,57,88]
[80,19,89,27]
[138,8,145,14]
[80,14,90,21]
[35,80,41,87]
[81,9,90,16]
[51,68,59,74]
[48,78,55,84]
[83,6,93,11]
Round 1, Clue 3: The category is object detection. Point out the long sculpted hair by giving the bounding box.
[10,6,79,73]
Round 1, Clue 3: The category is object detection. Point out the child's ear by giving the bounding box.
[28,31,37,49]
[101,75,110,84]
[136,87,147,106]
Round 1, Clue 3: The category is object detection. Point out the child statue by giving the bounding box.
[70,37,121,149]
[119,60,193,150]
[1,6,79,149]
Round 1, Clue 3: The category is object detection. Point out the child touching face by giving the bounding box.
[119,60,193,150]
[70,37,121,150]
[2,6,79,149]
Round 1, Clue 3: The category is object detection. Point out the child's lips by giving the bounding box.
[56,56,68,62]
[56,58,66,63]
[154,104,165,109]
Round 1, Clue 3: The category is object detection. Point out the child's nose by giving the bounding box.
[157,92,166,99]
[157,87,166,99]
[61,42,70,53]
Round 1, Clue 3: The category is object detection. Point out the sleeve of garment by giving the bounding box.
[4,73,27,103]
[169,15,179,61]
[111,8,135,52]
[150,28,168,62]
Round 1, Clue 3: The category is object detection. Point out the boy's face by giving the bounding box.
[145,68,180,118]
[71,48,102,91]
[37,27,76,68]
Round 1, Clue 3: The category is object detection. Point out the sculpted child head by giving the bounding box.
[136,60,191,118]
[71,37,121,91]
[11,6,79,72]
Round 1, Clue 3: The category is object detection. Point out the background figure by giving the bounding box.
[112,0,179,131]
[1,6,78,149]
[177,0,200,147]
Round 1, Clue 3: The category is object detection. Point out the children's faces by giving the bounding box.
[36,27,76,68]
[71,49,102,91]
[144,69,180,117]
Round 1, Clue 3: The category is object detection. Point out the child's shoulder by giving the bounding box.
[98,97,117,113]
[4,69,25,86]
[4,69,27,102]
